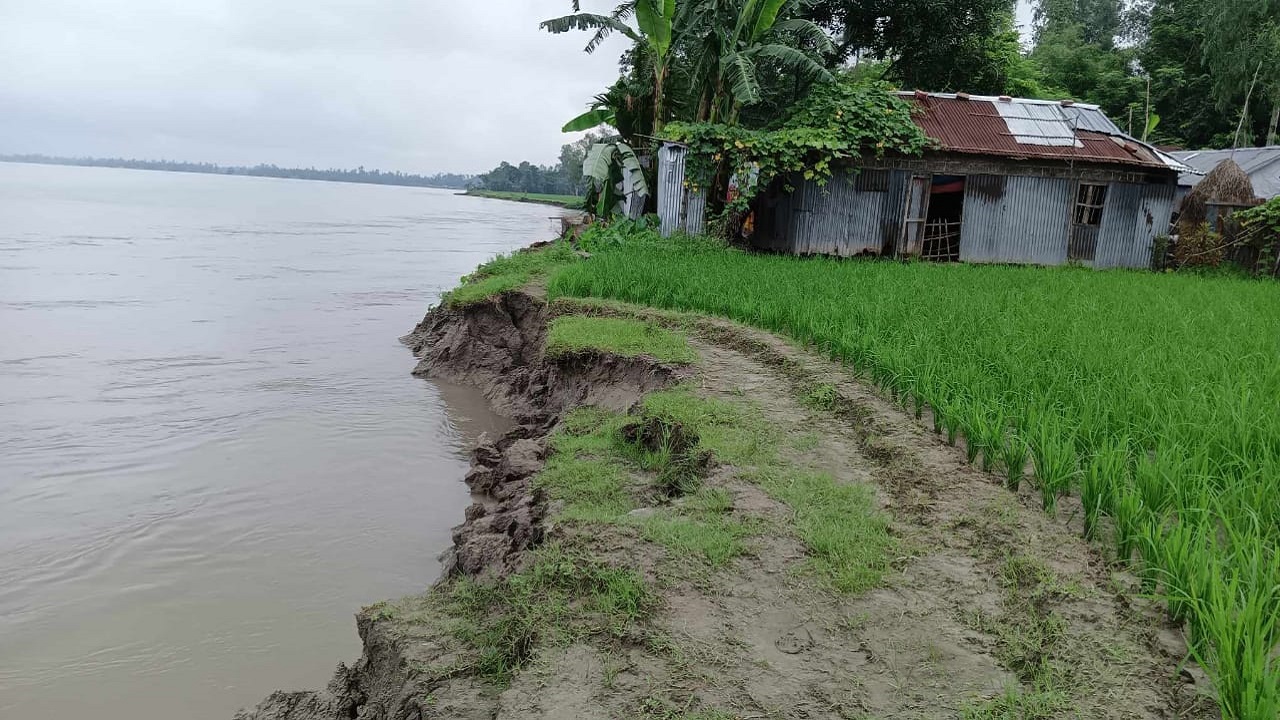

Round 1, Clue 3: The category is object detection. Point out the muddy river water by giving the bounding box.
[0,163,568,719]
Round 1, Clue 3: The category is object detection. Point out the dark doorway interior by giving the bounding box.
[922,175,965,262]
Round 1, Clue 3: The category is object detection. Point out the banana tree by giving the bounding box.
[562,95,618,133]
[541,1,681,135]
[690,0,834,123]
[582,140,649,219]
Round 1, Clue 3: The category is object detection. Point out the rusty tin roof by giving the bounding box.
[900,92,1188,172]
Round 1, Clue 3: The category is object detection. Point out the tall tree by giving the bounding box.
[541,1,684,135]
[1202,0,1280,146]
[1133,0,1269,148]
[803,0,1021,94]
[1029,21,1142,120]
[1033,0,1122,48]
[682,0,835,124]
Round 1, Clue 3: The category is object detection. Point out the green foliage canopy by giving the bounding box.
[664,79,930,212]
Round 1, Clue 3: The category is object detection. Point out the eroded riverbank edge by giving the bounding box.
[236,275,1218,719]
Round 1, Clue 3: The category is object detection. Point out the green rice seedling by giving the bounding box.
[1000,435,1030,492]
[1136,515,1167,593]
[942,407,962,447]
[1081,440,1128,541]
[974,409,1006,473]
[1156,515,1213,625]
[1181,549,1280,720]
[1110,484,1144,565]
[1029,421,1077,517]
[1133,452,1176,518]
[965,437,982,465]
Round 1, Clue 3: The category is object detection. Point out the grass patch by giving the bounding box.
[639,511,752,567]
[749,467,895,593]
[638,387,895,593]
[959,682,1070,720]
[463,189,585,209]
[640,389,774,468]
[546,315,697,364]
[443,542,655,685]
[444,240,578,306]
[801,383,840,411]
[538,408,635,522]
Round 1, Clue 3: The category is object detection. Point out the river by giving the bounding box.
[0,162,568,719]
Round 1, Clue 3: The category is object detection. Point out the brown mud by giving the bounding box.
[236,286,1217,720]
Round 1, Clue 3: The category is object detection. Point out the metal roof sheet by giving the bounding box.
[994,101,1081,147]
[1171,147,1280,198]
[900,92,1182,172]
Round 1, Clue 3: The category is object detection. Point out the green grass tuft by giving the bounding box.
[638,511,753,567]
[959,683,1070,720]
[546,316,697,364]
[444,542,655,685]
[443,241,578,307]
[749,467,895,593]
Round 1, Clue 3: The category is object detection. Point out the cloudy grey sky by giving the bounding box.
[1,1,1037,174]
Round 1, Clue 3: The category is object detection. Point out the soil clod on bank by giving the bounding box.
[237,252,1218,720]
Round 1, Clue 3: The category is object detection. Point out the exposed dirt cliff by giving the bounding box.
[234,292,688,720]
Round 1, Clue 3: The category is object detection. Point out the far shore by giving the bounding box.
[459,188,584,210]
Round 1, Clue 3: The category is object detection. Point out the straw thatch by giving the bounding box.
[1178,159,1256,233]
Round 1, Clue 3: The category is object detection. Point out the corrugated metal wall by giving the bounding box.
[657,144,686,236]
[1094,182,1174,269]
[960,175,1071,265]
[772,169,899,256]
[657,143,707,236]
[685,186,707,235]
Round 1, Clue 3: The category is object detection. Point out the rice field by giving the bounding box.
[547,234,1280,719]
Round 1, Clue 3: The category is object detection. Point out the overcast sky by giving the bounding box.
[0,1,1037,175]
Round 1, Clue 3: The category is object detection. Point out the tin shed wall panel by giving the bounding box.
[658,144,686,236]
[657,144,708,236]
[685,188,707,235]
[960,175,1071,264]
[1095,182,1174,269]
[881,170,910,253]
[785,170,889,256]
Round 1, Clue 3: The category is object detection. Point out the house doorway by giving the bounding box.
[922,175,965,262]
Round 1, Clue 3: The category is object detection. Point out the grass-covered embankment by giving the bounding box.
[442,240,578,306]
[462,189,585,209]
[544,232,1280,719]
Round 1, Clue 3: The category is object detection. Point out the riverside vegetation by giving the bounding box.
[461,189,586,210]
[441,227,1280,720]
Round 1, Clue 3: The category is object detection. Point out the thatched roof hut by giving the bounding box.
[1178,159,1257,233]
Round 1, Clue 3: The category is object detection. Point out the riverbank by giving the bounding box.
[235,237,1218,720]
[460,189,584,209]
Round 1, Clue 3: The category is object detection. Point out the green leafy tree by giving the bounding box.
[1133,0,1269,147]
[803,0,1021,94]
[1202,0,1280,146]
[1033,0,1122,48]
[542,1,684,135]
[1029,22,1143,121]
[680,0,835,125]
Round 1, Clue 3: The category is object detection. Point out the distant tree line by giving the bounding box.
[0,153,474,189]
[469,132,605,196]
